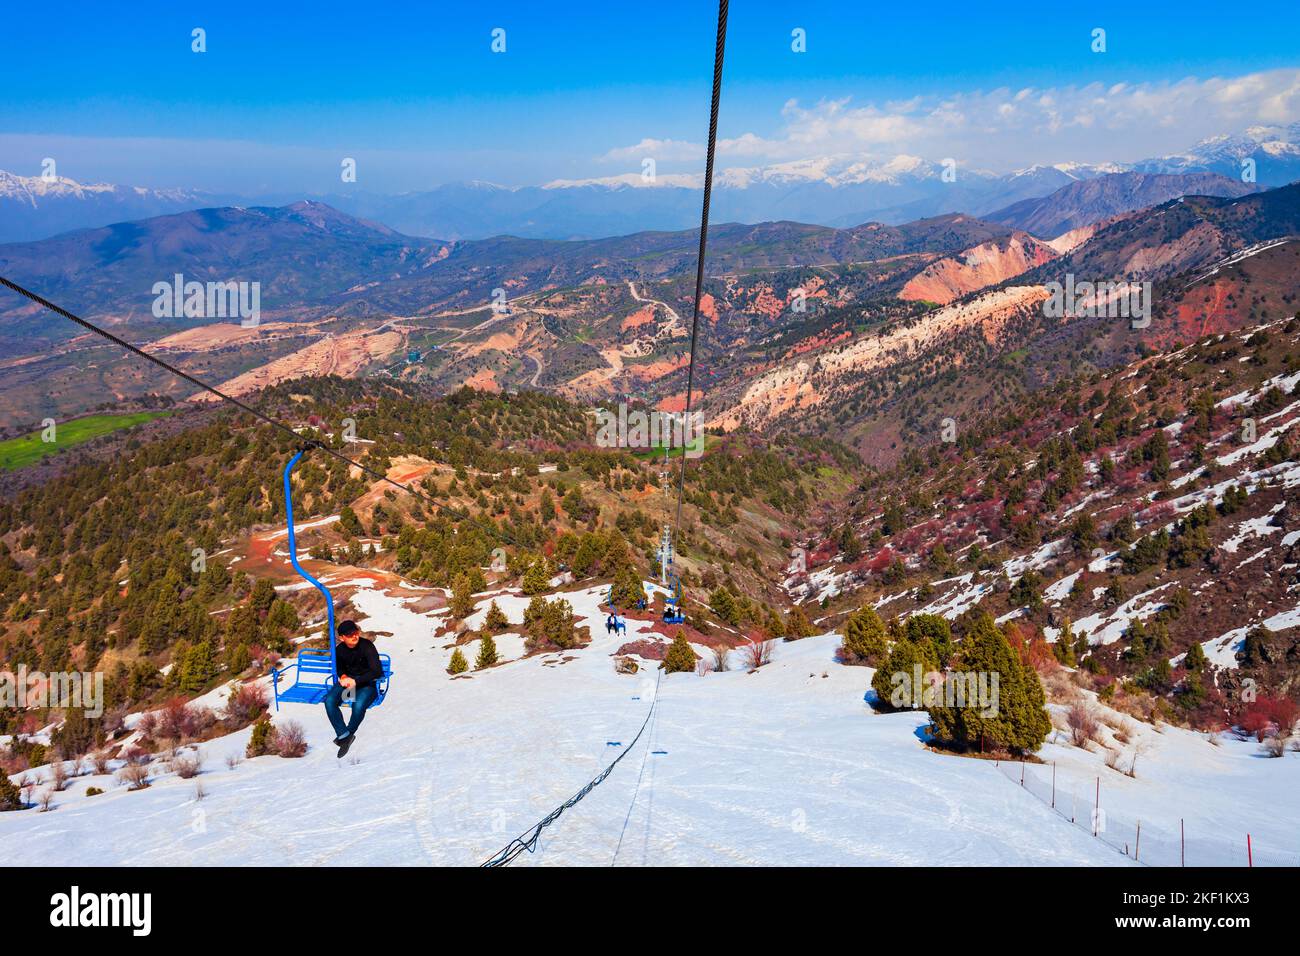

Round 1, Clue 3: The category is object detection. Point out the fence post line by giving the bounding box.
[1020,758,1025,786]
[1181,818,1184,867]
[1135,820,1141,862]
[1051,761,1056,808]
[1093,777,1100,837]
[1247,833,1253,867]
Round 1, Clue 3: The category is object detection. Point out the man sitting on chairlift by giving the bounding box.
[324,620,384,758]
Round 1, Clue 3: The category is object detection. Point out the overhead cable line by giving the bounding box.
[672,0,728,544]
[481,0,728,866]
[0,273,524,548]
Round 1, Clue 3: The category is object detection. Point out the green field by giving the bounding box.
[0,412,171,471]
[629,433,721,460]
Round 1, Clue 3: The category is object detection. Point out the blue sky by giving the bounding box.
[3,0,1298,192]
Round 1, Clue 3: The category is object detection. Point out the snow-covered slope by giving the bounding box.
[4,570,1294,867]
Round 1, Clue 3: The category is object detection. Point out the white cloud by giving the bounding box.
[600,137,704,163]
[600,68,1300,173]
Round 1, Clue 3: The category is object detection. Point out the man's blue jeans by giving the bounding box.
[324,682,377,740]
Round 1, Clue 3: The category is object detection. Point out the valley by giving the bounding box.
[2,152,1299,871]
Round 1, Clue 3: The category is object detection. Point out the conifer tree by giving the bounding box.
[521,560,550,595]
[929,611,1051,753]
[905,613,953,666]
[785,604,816,639]
[475,634,499,670]
[179,640,216,694]
[841,606,887,665]
[710,587,741,626]
[447,648,468,675]
[0,771,23,811]
[250,577,278,614]
[339,505,362,537]
[764,606,787,639]
[663,632,697,673]
[246,716,274,758]
[611,568,646,609]
[484,600,508,633]
[1053,618,1077,666]
[449,574,476,619]
[871,634,940,710]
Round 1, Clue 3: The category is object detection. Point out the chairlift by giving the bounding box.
[271,446,392,710]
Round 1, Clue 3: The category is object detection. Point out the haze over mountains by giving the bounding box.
[3,125,1296,243]
[3,166,1298,462]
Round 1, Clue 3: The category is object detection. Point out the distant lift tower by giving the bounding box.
[657,525,674,587]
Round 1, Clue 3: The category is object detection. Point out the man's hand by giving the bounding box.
[340,675,357,690]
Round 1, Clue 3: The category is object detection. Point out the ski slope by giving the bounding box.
[2,580,1293,866]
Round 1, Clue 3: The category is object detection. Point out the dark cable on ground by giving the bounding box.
[481,672,662,867]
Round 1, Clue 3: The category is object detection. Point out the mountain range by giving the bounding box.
[3,125,1296,243]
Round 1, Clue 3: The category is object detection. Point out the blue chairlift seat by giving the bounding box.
[272,648,392,712]
[663,571,686,624]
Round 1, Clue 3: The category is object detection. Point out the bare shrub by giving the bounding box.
[1261,734,1288,758]
[1041,668,1080,703]
[224,753,243,770]
[696,658,714,677]
[224,682,269,725]
[193,783,206,801]
[156,698,216,743]
[136,711,158,742]
[1067,701,1101,748]
[168,752,203,779]
[158,697,188,741]
[740,639,775,671]
[1207,732,1222,747]
[711,644,730,673]
[1103,748,1123,772]
[38,789,54,812]
[91,751,111,774]
[117,762,150,791]
[274,721,308,758]
[186,706,218,740]
[49,761,69,792]
[1126,742,1148,778]
[101,709,126,741]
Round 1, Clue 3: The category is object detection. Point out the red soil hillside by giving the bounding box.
[900,232,1059,305]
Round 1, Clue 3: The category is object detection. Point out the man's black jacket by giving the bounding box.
[335,638,384,688]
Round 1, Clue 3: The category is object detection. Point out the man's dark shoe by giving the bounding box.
[335,734,355,758]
